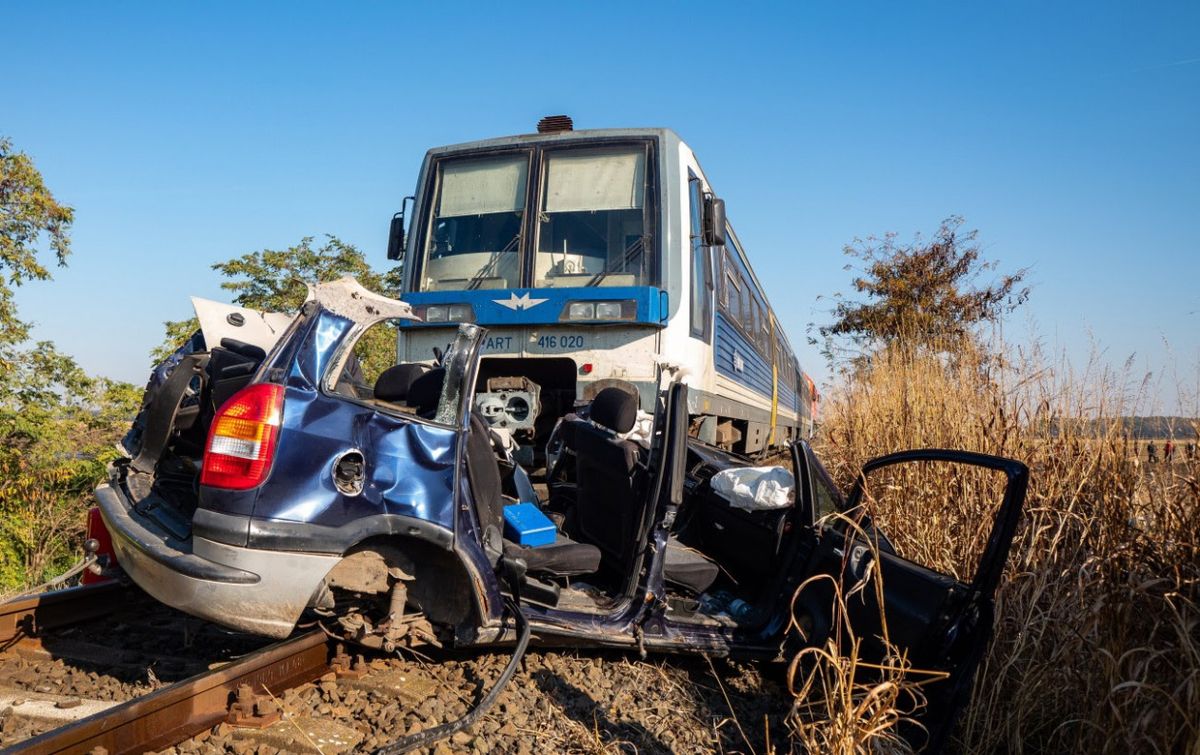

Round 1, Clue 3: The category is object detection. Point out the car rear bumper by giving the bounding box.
[95,482,340,638]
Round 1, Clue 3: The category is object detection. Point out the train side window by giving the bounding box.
[688,176,712,340]
[760,304,771,349]
[739,276,752,331]
[722,250,738,308]
[754,304,762,349]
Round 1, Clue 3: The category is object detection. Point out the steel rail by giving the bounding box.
[9,630,331,755]
[0,581,129,649]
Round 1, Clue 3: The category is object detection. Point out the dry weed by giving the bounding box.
[802,338,1199,753]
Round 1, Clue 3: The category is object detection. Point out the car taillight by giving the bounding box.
[200,383,284,490]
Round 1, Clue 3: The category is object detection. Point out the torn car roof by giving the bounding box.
[192,277,418,357]
[306,276,418,323]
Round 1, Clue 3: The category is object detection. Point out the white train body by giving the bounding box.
[393,123,812,455]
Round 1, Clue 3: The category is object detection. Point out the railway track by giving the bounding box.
[0,580,787,753]
[0,583,530,755]
[16,631,331,755]
[0,582,338,755]
[0,582,127,650]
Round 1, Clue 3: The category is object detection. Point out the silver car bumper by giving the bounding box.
[95,482,340,638]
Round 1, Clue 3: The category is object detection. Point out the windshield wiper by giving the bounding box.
[465,234,521,290]
[585,236,645,288]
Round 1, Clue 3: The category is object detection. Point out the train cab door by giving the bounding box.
[686,171,715,346]
[795,447,1029,750]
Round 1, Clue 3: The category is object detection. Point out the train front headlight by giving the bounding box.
[565,302,595,321]
[447,304,476,322]
[417,304,474,323]
[560,300,638,322]
[595,301,622,319]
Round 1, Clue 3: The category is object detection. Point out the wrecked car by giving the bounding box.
[97,277,1028,745]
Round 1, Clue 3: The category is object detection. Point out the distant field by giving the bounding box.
[1127,438,1198,465]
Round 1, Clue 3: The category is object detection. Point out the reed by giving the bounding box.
[794,337,1199,753]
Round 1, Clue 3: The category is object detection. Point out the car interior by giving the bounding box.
[665,440,813,626]
[467,383,805,625]
[355,366,730,614]
[131,327,809,629]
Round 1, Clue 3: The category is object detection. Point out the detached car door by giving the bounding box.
[798,446,1028,750]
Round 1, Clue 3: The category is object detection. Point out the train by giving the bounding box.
[388,116,815,459]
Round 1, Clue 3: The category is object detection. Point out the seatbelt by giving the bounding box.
[509,462,539,506]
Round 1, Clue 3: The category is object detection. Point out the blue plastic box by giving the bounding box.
[502,502,556,547]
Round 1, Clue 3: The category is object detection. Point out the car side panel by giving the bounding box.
[216,308,459,539]
[252,391,458,531]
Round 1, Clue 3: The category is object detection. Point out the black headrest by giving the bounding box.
[590,387,638,434]
[374,363,428,403]
[408,367,446,413]
[558,415,580,448]
[219,338,267,363]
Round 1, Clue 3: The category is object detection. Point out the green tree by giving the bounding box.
[0,344,140,588]
[0,136,74,370]
[151,317,203,363]
[216,234,400,311]
[0,136,138,590]
[815,217,1029,362]
[156,235,403,379]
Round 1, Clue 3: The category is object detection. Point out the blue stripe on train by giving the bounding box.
[399,286,667,328]
[779,384,798,413]
[714,313,799,413]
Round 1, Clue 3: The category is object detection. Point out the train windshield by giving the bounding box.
[420,153,529,291]
[416,143,654,292]
[534,145,650,288]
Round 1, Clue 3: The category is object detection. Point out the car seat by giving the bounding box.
[571,387,719,594]
[464,412,600,578]
[373,363,429,405]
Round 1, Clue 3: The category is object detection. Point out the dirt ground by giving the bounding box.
[169,646,796,754]
[0,589,797,753]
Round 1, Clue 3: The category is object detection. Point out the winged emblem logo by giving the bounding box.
[494,292,549,311]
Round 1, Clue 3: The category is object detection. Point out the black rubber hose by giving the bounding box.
[372,597,531,755]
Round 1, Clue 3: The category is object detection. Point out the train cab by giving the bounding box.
[390,116,811,461]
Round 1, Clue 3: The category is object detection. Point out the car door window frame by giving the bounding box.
[321,317,484,432]
[842,449,1029,596]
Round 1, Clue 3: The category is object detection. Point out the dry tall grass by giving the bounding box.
[805,339,1199,753]
[787,549,944,754]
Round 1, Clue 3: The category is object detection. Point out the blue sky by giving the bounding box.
[6,2,1198,409]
